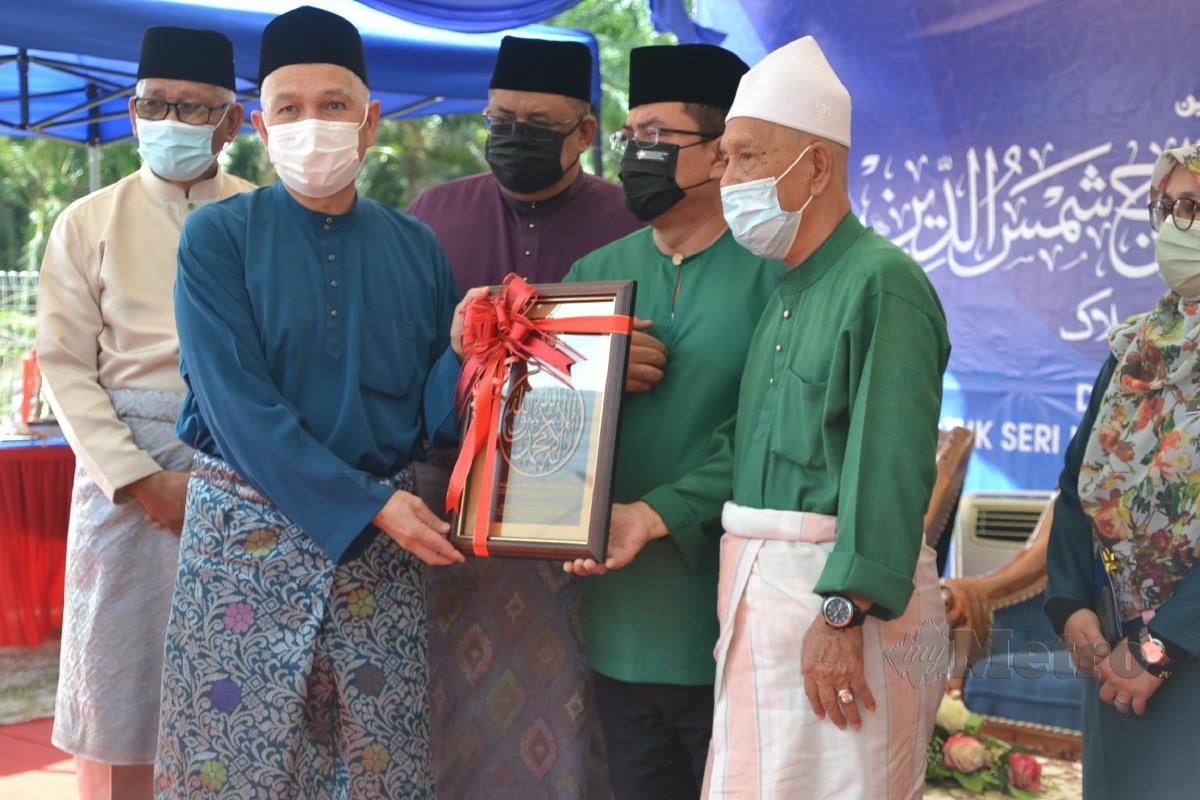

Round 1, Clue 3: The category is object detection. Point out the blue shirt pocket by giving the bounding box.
[360,320,419,399]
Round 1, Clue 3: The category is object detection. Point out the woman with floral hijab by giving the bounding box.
[1046,144,1200,798]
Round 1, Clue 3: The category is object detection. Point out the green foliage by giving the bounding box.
[0,137,139,270]
[549,0,673,179]
[360,114,489,210]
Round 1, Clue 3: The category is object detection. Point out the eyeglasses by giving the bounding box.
[482,111,585,141]
[1149,196,1198,232]
[609,126,719,154]
[134,97,229,126]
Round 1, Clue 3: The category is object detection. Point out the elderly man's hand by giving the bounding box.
[801,619,877,730]
[374,491,465,566]
[626,318,668,392]
[450,287,491,359]
[564,501,666,575]
[128,469,191,535]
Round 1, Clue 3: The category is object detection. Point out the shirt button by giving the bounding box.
[528,222,536,229]
[325,217,333,224]
[524,250,532,256]
[783,309,791,319]
[330,280,338,288]
[769,377,775,385]
[328,254,336,262]
[324,223,331,231]
[187,202,195,210]
[775,344,782,352]
[330,309,338,317]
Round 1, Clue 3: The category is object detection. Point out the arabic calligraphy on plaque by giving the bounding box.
[501,378,586,478]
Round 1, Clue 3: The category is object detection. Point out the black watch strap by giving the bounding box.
[1132,627,1175,679]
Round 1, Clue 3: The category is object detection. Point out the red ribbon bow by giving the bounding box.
[446,274,633,556]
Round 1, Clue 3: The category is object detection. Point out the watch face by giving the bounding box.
[824,596,853,627]
[1142,639,1167,665]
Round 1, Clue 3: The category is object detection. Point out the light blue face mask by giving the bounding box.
[136,107,226,181]
[721,144,814,260]
[1156,222,1200,299]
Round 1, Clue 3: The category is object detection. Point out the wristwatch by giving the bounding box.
[821,594,866,630]
[1131,627,1174,680]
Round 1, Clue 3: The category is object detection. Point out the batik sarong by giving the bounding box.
[154,452,433,799]
[703,502,947,800]
[425,559,598,799]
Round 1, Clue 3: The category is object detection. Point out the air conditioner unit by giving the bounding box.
[951,491,1054,578]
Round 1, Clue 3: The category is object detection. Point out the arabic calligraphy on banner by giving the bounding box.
[1176,95,1200,119]
[857,139,1190,345]
[850,137,1196,490]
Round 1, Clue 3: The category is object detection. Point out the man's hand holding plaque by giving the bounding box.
[451,287,492,359]
[373,491,465,566]
[562,500,668,575]
[626,318,668,393]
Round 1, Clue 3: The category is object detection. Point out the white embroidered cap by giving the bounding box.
[726,36,851,148]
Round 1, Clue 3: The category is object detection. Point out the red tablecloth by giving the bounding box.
[0,441,74,646]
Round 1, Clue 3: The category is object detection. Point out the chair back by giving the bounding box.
[923,427,975,549]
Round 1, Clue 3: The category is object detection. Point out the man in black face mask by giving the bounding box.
[560,44,785,800]
[409,36,640,291]
[407,34,641,800]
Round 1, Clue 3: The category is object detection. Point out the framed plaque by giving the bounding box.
[450,280,635,560]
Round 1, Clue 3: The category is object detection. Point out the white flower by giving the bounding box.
[936,694,971,733]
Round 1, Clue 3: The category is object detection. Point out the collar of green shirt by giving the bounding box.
[778,212,866,297]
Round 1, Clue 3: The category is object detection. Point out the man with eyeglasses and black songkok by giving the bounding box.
[408,34,640,800]
[35,25,252,800]
[409,35,639,291]
[560,44,783,800]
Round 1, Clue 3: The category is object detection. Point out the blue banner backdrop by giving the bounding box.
[698,0,1200,492]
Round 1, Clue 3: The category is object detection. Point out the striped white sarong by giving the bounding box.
[703,502,947,800]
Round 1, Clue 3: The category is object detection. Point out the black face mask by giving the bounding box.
[485,121,578,195]
[619,140,713,222]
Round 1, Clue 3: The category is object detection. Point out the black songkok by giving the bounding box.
[489,36,591,102]
[137,26,236,91]
[628,44,749,111]
[258,6,368,87]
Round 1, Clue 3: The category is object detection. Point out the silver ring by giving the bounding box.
[1114,694,1131,707]
[838,689,855,705]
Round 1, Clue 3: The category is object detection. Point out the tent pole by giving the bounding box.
[18,48,30,130]
[86,82,102,192]
[88,145,101,193]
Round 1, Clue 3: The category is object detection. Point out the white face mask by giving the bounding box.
[137,112,224,182]
[1156,222,1200,299]
[266,107,368,198]
[721,144,814,260]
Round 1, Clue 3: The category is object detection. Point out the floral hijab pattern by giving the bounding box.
[1150,144,1200,195]
[1078,292,1200,620]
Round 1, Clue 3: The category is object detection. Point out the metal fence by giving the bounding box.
[0,271,39,431]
